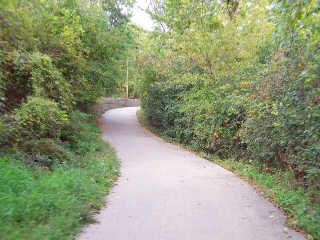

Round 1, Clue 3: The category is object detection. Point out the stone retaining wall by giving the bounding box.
[91,97,139,115]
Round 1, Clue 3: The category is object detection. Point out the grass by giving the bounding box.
[137,110,320,240]
[0,114,119,240]
[211,157,320,240]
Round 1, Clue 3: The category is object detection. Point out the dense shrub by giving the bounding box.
[0,0,129,238]
[1,51,34,110]
[138,0,319,238]
[0,123,119,239]
[142,74,247,158]
[13,97,69,141]
[142,65,319,187]
[20,138,73,168]
[0,118,7,146]
[242,43,320,187]
[142,82,185,134]
[29,52,73,110]
[178,74,248,157]
[140,1,320,189]
[0,0,135,111]
[60,111,100,155]
[0,114,15,148]
[1,51,73,111]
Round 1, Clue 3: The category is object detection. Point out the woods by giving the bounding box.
[0,0,319,239]
[0,0,138,165]
[137,0,319,238]
[0,0,131,238]
[0,0,135,111]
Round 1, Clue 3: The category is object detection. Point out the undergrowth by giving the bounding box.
[0,114,119,240]
[137,110,319,240]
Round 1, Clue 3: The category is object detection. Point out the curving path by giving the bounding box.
[77,107,305,240]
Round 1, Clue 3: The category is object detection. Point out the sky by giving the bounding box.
[131,0,155,31]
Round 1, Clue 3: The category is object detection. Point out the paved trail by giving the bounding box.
[77,107,305,240]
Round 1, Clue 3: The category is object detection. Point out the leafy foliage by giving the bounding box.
[0,0,135,151]
[142,75,248,156]
[0,117,119,240]
[140,0,320,184]
[13,97,69,141]
[29,52,73,110]
[0,0,134,111]
[20,138,73,168]
[0,0,129,238]
[138,0,319,237]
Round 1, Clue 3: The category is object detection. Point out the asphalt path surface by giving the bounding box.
[77,107,305,240]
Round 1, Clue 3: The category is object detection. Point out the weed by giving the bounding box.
[0,117,119,240]
[138,109,320,240]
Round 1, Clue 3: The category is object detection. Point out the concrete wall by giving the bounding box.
[91,97,139,115]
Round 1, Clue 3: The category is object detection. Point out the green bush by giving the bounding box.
[1,51,33,110]
[242,103,286,169]
[60,111,100,155]
[0,114,17,148]
[0,114,119,239]
[242,43,320,187]
[13,97,69,141]
[29,52,73,110]
[0,140,119,239]
[0,117,8,146]
[141,82,185,133]
[141,74,247,157]
[0,0,133,112]
[180,82,247,157]
[20,138,73,168]
[1,51,73,111]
